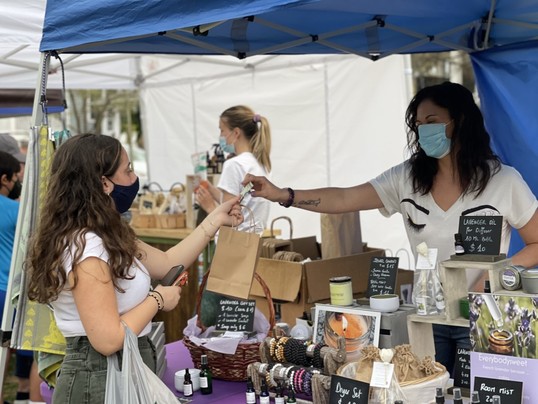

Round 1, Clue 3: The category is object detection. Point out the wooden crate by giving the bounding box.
[155,213,186,229]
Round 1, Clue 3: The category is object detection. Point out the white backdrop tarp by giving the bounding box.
[139,54,414,264]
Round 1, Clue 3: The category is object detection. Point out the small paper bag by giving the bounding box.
[206,226,263,299]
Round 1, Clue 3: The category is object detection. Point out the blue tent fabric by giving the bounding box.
[41,0,538,58]
[39,0,538,255]
[471,40,538,255]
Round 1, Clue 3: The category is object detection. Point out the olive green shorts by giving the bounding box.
[52,335,156,404]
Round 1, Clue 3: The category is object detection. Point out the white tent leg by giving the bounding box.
[0,52,49,397]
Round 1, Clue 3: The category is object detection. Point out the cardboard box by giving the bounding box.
[250,246,415,325]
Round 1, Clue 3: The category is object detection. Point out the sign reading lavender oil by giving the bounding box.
[366,257,399,297]
[329,375,369,404]
[458,215,502,255]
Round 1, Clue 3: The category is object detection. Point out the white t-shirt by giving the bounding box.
[51,232,152,337]
[370,162,538,281]
[218,152,271,233]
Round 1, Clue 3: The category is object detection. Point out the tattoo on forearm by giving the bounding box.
[296,198,321,207]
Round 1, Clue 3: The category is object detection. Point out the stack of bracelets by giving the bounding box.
[268,336,327,370]
[258,363,320,395]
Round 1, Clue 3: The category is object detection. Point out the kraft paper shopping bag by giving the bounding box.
[206,225,263,299]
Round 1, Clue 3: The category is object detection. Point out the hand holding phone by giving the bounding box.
[161,265,188,286]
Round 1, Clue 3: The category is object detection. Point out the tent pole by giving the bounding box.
[0,51,48,397]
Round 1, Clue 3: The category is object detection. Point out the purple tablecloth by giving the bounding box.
[41,340,246,403]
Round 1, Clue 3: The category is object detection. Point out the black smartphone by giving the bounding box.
[161,264,187,286]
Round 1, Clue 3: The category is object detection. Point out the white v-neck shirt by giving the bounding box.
[370,161,537,281]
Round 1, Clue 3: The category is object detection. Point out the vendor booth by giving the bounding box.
[4,0,538,403]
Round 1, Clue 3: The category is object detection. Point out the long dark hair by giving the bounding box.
[27,134,141,303]
[405,81,500,196]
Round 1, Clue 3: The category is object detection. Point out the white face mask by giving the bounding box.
[418,122,451,158]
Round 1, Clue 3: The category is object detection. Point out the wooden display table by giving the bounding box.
[407,257,510,359]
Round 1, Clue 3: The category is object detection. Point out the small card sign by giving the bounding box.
[453,348,470,388]
[329,375,369,404]
[474,376,523,404]
[367,256,399,297]
[215,298,256,332]
[458,215,502,255]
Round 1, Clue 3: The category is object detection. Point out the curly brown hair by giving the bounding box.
[27,134,141,304]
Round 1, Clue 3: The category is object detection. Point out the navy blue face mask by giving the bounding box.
[108,177,140,213]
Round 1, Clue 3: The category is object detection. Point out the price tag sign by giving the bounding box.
[474,376,522,404]
[366,257,399,297]
[329,375,369,404]
[215,298,256,332]
[453,348,470,388]
[458,216,502,255]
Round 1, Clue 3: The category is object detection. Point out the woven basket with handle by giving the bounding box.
[183,270,275,381]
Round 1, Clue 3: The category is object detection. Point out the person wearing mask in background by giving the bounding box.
[0,134,25,183]
[243,82,538,376]
[26,134,243,403]
[0,144,42,404]
[196,105,272,234]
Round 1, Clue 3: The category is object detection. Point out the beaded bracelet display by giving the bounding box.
[302,369,313,395]
[275,337,289,362]
[312,343,326,369]
[269,337,277,361]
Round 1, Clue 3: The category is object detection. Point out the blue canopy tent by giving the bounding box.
[37,0,538,252]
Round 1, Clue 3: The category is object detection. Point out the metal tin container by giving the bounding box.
[521,268,538,294]
[329,276,353,306]
[499,265,525,291]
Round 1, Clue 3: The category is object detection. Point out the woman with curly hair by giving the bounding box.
[27,133,242,403]
[244,82,538,375]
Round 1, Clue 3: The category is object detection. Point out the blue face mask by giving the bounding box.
[108,177,140,213]
[219,136,235,154]
[417,123,451,159]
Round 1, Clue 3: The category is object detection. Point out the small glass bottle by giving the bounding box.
[260,378,270,404]
[286,388,297,403]
[183,368,193,397]
[454,233,465,255]
[471,390,481,403]
[199,354,213,395]
[246,377,256,404]
[492,395,501,404]
[435,387,445,403]
[484,279,491,293]
[453,387,463,404]
[275,383,285,404]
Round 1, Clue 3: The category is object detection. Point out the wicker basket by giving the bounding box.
[183,271,275,381]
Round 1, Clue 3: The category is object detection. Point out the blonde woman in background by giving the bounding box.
[197,105,272,233]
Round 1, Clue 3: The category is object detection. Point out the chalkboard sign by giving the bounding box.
[474,376,522,404]
[367,257,399,297]
[453,348,470,388]
[329,375,369,404]
[458,216,502,255]
[215,298,256,332]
